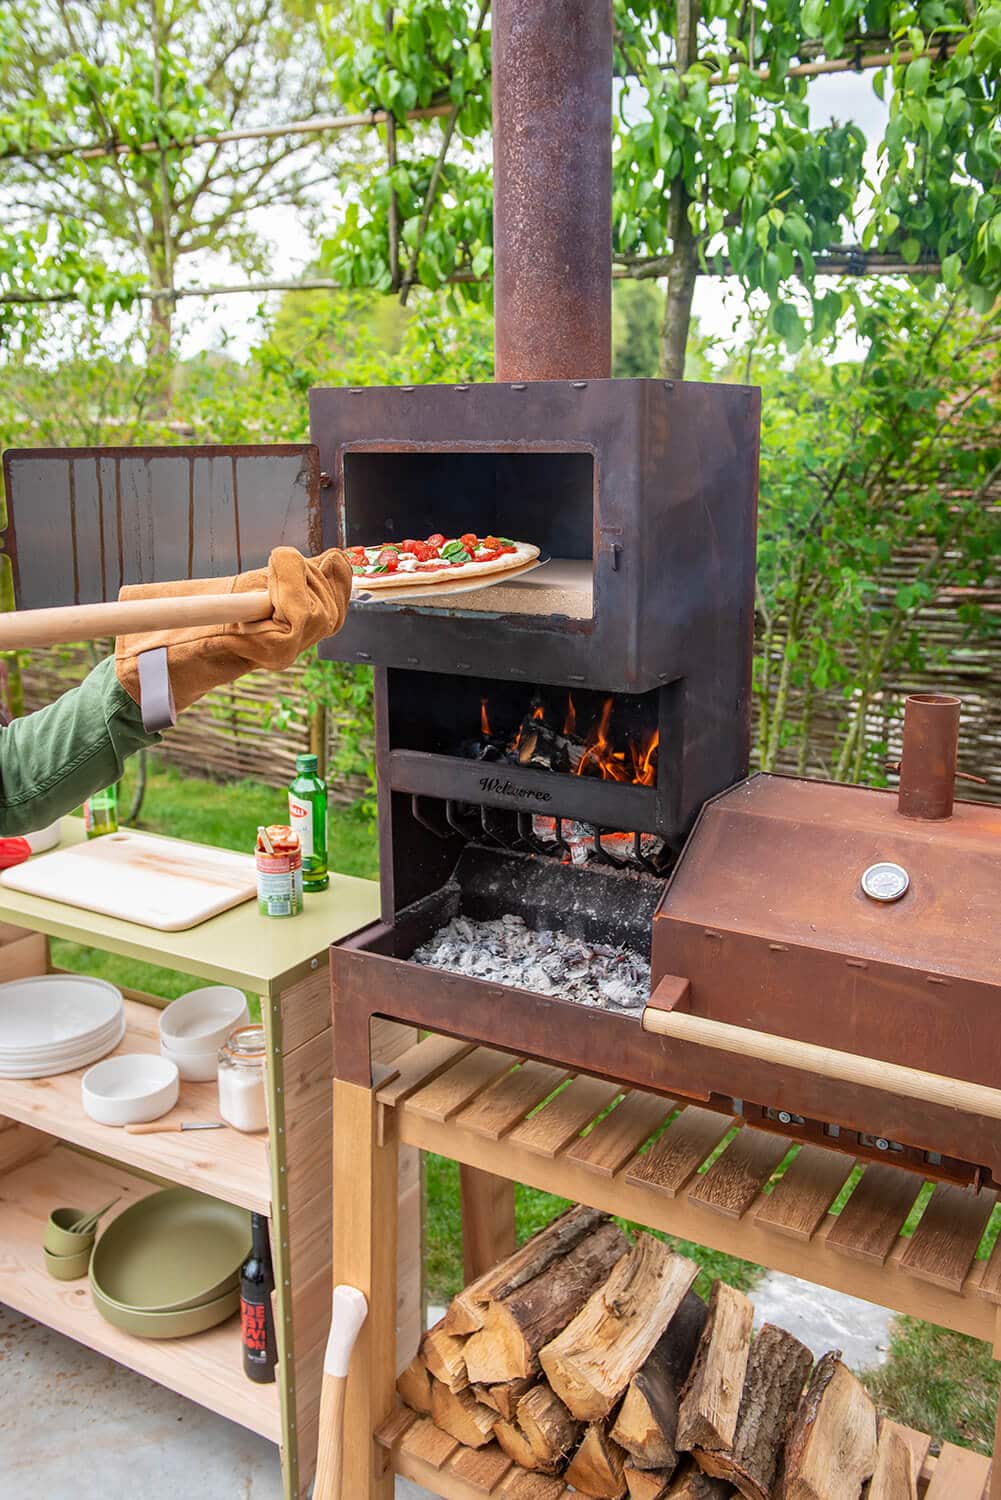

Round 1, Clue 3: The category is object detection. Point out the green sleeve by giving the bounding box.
[0,656,161,837]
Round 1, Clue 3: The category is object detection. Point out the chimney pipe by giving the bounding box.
[491,0,613,381]
[897,693,961,820]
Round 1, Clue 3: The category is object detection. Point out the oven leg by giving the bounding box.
[332,1079,397,1500]
[460,1165,516,1281]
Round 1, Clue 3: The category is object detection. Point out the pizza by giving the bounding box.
[347,533,540,590]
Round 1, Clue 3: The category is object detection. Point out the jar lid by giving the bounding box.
[221,1024,266,1063]
[295,753,319,773]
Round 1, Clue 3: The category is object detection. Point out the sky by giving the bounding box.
[174,68,891,363]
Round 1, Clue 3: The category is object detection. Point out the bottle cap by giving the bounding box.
[295,753,319,773]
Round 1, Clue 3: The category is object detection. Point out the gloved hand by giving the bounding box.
[115,547,352,712]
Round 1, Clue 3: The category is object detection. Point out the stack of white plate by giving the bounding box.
[0,975,125,1079]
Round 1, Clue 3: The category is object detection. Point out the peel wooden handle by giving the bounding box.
[314,1285,368,1500]
[124,1121,185,1134]
[640,1007,1001,1122]
[0,589,273,650]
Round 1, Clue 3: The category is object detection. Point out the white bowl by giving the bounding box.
[160,1039,218,1084]
[159,987,249,1056]
[81,1053,179,1126]
[26,820,63,854]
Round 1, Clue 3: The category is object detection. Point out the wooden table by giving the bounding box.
[0,821,420,1500]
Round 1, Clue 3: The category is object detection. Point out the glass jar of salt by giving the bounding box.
[218,1025,268,1134]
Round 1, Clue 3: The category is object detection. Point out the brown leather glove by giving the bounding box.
[115,547,352,712]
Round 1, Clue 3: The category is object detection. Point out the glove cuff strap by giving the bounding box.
[137,647,177,733]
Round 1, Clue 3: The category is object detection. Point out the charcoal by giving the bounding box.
[412,913,650,1012]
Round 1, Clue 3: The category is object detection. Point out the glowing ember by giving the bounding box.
[563,695,577,736]
[480,697,492,737]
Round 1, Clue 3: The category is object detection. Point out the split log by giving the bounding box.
[464,1220,630,1384]
[516,1384,581,1472]
[866,1420,920,1500]
[495,1416,547,1471]
[429,1376,498,1449]
[397,1353,433,1415]
[421,1319,469,1393]
[475,1375,537,1420]
[541,1235,699,1422]
[625,1466,673,1500]
[565,1422,629,1499]
[664,1460,734,1499]
[675,1281,754,1453]
[611,1290,708,1471]
[695,1323,813,1500]
[443,1203,609,1334]
[783,1351,878,1500]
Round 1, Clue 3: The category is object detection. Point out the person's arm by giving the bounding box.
[0,657,160,837]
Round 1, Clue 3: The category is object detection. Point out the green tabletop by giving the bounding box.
[0,819,381,995]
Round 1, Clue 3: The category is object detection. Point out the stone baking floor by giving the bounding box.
[0,1280,889,1497]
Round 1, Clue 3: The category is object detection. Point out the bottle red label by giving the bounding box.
[241,1297,269,1357]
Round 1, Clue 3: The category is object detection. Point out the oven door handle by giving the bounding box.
[640,1007,1001,1123]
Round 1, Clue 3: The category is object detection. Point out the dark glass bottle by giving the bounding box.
[240,1212,277,1383]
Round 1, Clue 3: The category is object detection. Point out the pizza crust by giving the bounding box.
[352,541,541,590]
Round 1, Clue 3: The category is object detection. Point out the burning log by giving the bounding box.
[539,1236,699,1422]
[443,1204,609,1335]
[463,1220,630,1384]
[565,1421,630,1498]
[429,1376,498,1448]
[675,1281,754,1454]
[782,1352,878,1500]
[396,1353,433,1415]
[694,1323,813,1499]
[610,1290,708,1472]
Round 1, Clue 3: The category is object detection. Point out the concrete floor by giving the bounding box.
[1,1274,890,1497]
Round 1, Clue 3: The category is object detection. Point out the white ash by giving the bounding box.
[412,913,650,1011]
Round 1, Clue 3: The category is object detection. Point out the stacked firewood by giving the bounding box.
[397,1205,882,1500]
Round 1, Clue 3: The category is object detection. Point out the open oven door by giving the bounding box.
[1,444,322,608]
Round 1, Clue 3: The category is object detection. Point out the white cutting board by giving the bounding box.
[0,831,257,931]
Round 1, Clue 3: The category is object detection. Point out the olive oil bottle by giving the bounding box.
[287,753,328,892]
[83,785,118,838]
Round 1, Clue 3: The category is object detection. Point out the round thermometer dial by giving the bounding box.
[860,862,910,903]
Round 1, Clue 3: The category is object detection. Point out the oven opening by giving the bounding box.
[342,448,595,619]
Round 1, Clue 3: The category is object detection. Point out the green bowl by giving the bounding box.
[43,1244,93,1281]
[45,1207,95,1257]
[90,1280,240,1339]
[89,1186,251,1314]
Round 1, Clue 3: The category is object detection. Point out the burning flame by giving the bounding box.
[480,697,492,738]
[563,695,576,736]
[477,693,658,787]
[532,704,545,721]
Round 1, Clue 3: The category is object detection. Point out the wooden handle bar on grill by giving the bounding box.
[0,590,273,650]
[640,1007,1001,1122]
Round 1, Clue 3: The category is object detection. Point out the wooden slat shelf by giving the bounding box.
[0,1143,280,1443]
[379,1040,1001,1346]
[377,1408,992,1500]
[0,998,270,1214]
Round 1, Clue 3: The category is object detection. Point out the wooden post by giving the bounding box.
[460,1164,516,1282]
[333,1079,398,1500]
[990,1322,1001,1500]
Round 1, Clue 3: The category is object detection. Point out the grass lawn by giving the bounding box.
[59,756,1000,1451]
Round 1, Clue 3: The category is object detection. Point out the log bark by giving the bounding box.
[625,1466,673,1500]
[541,1236,700,1422]
[475,1375,537,1420]
[565,1422,629,1499]
[429,1376,498,1448]
[464,1220,630,1384]
[783,1351,878,1500]
[866,1420,920,1500]
[665,1460,733,1500]
[675,1281,754,1453]
[397,1353,433,1415]
[611,1290,709,1470]
[443,1203,609,1334]
[695,1323,813,1500]
[516,1384,580,1471]
[421,1319,469,1392]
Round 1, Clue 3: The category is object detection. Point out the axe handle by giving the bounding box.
[0,590,273,650]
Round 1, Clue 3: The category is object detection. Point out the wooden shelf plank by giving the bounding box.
[456,1062,571,1141]
[564,1091,671,1178]
[923,1441,992,1499]
[898,1184,998,1292]
[623,1105,734,1200]
[507,1075,621,1159]
[406,1049,519,1124]
[0,998,270,1214]
[977,1233,1001,1306]
[825,1163,925,1266]
[686,1127,789,1220]
[754,1145,857,1242]
[0,1145,279,1443]
[376,1036,477,1110]
[399,1418,461,1469]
